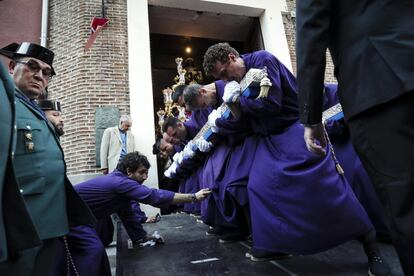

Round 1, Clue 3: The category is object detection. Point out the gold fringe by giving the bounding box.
[257,85,270,98]
[336,163,345,175]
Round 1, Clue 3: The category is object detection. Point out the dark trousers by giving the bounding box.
[0,238,63,276]
[348,92,414,275]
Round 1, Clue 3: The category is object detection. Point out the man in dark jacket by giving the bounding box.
[296,1,414,274]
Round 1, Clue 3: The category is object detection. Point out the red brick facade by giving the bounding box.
[48,0,130,175]
[283,0,337,83]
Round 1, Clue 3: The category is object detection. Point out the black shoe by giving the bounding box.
[245,248,292,262]
[218,232,248,243]
[206,226,223,236]
[367,251,391,276]
[376,233,392,244]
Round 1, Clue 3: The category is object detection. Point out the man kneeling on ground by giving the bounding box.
[64,151,211,276]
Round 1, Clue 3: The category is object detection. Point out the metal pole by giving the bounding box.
[102,0,106,18]
[40,0,49,46]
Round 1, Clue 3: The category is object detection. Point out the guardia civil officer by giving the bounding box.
[0,42,95,275]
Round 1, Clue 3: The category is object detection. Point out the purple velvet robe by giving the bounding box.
[198,81,257,234]
[67,171,175,276]
[94,201,149,247]
[230,51,373,254]
[177,105,212,214]
[323,84,389,237]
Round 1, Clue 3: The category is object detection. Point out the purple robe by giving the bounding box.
[323,84,389,237]
[94,201,149,247]
[67,171,175,276]
[238,51,373,254]
[177,107,212,214]
[198,81,256,234]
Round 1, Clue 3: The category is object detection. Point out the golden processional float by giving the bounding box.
[156,57,204,132]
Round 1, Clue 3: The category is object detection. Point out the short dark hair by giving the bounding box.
[116,151,150,174]
[172,84,186,102]
[203,42,239,76]
[183,84,201,110]
[162,116,180,133]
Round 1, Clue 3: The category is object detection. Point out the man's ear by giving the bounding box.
[8,60,16,74]
[199,87,207,95]
[228,53,236,62]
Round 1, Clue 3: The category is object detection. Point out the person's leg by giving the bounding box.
[67,225,111,276]
[0,246,40,275]
[357,230,390,276]
[348,92,414,275]
[94,216,115,247]
[0,238,65,276]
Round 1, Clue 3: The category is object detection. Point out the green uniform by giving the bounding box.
[0,62,40,263]
[0,65,95,274]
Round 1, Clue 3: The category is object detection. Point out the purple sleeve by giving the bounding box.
[231,52,299,134]
[173,144,183,153]
[117,204,147,242]
[130,201,147,223]
[116,178,175,209]
[238,52,284,116]
[184,118,200,139]
[184,109,210,139]
[323,83,339,110]
[215,113,251,135]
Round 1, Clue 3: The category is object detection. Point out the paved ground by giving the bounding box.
[106,242,117,276]
[115,213,403,276]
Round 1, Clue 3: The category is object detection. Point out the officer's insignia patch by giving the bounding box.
[26,141,34,152]
[25,132,33,141]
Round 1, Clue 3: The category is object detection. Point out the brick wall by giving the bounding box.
[283,0,337,83]
[48,0,130,175]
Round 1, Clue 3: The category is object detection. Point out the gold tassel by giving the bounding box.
[257,76,271,98]
[323,124,345,176]
[336,163,345,175]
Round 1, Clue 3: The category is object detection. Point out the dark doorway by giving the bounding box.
[148,6,263,201]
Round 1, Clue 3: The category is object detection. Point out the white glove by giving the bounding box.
[223,81,241,103]
[164,162,177,178]
[172,152,181,163]
[176,151,184,164]
[207,109,220,133]
[195,138,213,152]
[182,141,195,159]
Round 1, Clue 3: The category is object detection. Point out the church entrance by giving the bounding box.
[148,5,263,208]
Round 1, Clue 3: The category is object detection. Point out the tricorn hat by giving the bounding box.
[0,42,56,75]
[38,100,61,112]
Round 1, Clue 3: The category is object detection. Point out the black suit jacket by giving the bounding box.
[296,0,414,124]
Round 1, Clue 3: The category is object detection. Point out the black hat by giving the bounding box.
[0,42,56,75]
[38,100,61,112]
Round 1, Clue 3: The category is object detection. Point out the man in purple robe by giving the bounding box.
[162,113,211,217]
[183,82,257,242]
[65,152,211,276]
[202,43,390,275]
[94,201,158,247]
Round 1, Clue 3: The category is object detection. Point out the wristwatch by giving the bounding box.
[191,193,197,202]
